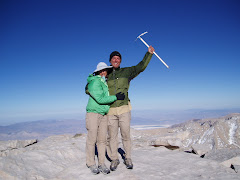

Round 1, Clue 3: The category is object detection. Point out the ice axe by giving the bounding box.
[137,32,169,69]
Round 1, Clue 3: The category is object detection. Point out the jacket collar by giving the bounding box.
[113,67,120,71]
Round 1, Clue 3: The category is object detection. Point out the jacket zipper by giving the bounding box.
[113,69,117,107]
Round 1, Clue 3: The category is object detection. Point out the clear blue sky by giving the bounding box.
[1,0,240,125]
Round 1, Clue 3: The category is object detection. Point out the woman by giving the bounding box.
[85,62,125,175]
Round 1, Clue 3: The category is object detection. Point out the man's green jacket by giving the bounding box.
[107,52,153,108]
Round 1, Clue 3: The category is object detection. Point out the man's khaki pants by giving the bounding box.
[85,112,108,166]
[107,111,131,160]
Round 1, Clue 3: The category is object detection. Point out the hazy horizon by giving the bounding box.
[1,108,240,141]
[1,107,240,126]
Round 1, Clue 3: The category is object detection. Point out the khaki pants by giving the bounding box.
[85,112,108,166]
[107,111,131,160]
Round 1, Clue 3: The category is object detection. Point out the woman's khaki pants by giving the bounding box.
[85,112,108,166]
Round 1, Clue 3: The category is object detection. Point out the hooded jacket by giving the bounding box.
[86,74,117,115]
[107,52,153,108]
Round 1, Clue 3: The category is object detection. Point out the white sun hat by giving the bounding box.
[93,62,113,73]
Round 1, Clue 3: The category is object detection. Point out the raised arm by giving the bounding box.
[128,46,154,80]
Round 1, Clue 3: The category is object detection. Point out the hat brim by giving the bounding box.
[93,66,113,73]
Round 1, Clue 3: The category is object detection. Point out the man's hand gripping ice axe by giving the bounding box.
[137,32,169,69]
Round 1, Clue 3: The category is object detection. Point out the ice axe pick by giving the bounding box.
[137,32,169,69]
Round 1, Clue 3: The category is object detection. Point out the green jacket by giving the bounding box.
[107,52,153,108]
[86,74,117,115]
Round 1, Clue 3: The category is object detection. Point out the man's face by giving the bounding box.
[110,56,121,69]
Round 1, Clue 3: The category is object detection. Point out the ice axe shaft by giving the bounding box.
[137,32,169,69]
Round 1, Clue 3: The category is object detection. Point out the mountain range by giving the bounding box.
[1,108,240,141]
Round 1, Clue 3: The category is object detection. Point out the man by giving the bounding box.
[107,46,155,171]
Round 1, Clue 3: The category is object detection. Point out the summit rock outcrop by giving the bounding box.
[0,114,239,179]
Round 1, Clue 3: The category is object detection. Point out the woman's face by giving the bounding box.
[99,69,107,77]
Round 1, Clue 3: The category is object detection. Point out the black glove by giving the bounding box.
[116,92,125,100]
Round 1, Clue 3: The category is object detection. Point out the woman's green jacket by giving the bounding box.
[86,74,117,115]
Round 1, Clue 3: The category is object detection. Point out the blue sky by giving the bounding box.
[1,0,240,125]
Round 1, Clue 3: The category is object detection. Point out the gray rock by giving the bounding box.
[173,113,240,152]
[220,156,240,167]
[191,144,212,156]
[0,139,37,157]
[205,148,240,162]
[0,134,239,180]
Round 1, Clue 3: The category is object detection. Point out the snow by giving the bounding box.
[228,121,238,145]
[198,127,214,144]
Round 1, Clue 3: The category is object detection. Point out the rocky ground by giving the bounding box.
[0,113,240,180]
